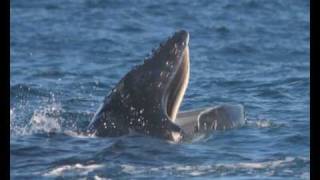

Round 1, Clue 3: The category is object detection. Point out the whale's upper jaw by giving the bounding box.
[139,30,190,121]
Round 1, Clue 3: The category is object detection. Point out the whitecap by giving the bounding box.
[43,163,104,177]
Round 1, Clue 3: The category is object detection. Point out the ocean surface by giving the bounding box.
[10,0,310,179]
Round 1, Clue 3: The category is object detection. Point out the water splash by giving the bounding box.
[23,102,63,135]
[10,108,24,135]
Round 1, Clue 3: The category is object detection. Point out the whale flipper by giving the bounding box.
[176,104,245,137]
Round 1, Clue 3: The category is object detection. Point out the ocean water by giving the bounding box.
[10,0,310,179]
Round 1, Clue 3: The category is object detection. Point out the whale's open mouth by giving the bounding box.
[163,32,190,122]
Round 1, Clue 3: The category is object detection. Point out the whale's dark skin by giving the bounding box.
[86,30,190,141]
[86,30,246,141]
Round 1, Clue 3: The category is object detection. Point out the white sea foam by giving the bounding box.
[255,119,273,128]
[246,119,275,128]
[216,156,296,170]
[120,156,306,177]
[300,172,310,180]
[94,175,110,180]
[44,163,104,177]
[121,164,138,174]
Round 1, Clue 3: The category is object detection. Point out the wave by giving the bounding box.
[118,156,309,178]
[10,84,51,99]
[43,163,104,177]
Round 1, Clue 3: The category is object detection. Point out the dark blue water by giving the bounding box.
[11,0,309,179]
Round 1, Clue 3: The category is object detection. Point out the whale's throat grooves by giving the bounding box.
[166,46,190,122]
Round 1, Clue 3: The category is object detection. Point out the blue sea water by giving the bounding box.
[10,0,310,179]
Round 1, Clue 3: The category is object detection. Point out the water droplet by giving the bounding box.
[95,80,99,85]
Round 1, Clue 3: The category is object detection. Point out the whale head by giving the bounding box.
[88,30,190,141]
[131,30,190,121]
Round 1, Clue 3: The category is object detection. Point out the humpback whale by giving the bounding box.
[86,30,245,141]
